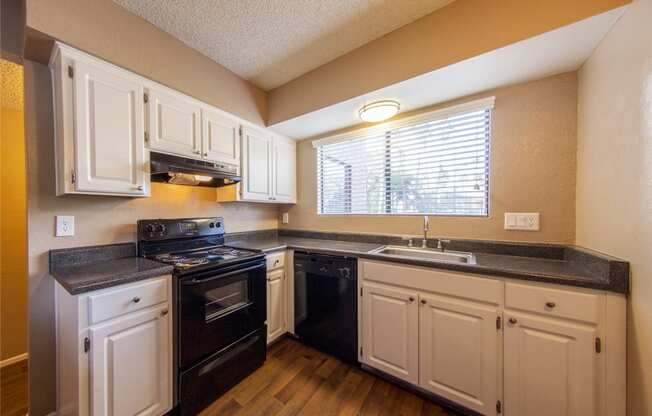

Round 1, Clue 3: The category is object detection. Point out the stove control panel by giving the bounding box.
[138,217,224,241]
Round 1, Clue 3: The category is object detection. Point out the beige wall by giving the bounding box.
[1,65,28,361]
[575,0,652,414]
[24,61,278,415]
[281,73,578,243]
[26,0,267,126]
[268,0,629,124]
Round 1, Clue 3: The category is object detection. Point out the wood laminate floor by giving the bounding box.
[0,359,28,416]
[200,337,460,416]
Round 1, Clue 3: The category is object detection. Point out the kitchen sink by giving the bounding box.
[369,246,476,264]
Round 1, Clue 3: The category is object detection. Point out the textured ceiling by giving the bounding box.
[1,59,23,111]
[112,0,454,90]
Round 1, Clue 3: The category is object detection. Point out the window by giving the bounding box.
[316,98,493,216]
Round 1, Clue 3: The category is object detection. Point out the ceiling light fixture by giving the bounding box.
[358,100,400,123]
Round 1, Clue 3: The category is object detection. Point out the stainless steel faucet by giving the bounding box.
[422,216,429,248]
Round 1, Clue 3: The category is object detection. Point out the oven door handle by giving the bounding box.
[182,263,265,285]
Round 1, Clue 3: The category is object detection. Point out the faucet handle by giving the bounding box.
[437,239,451,250]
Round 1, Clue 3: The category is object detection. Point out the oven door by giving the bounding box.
[179,259,266,368]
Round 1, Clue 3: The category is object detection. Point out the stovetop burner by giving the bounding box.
[153,246,258,270]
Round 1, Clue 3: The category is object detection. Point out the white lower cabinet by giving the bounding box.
[504,311,597,416]
[266,251,289,344]
[90,305,171,416]
[360,260,626,416]
[267,268,286,343]
[56,276,172,416]
[362,283,419,384]
[419,293,500,415]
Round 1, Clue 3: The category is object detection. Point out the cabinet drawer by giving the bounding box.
[88,277,169,324]
[362,260,502,305]
[505,282,601,324]
[266,252,285,271]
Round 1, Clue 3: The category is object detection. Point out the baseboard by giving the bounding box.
[0,352,28,368]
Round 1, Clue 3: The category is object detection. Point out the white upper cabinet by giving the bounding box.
[504,311,598,416]
[272,136,297,203]
[219,127,296,204]
[419,293,500,415]
[146,87,201,158]
[50,43,148,196]
[51,42,295,201]
[241,125,273,201]
[201,108,240,166]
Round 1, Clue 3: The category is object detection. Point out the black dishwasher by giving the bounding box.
[294,251,358,364]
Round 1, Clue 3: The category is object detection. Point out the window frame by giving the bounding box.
[314,97,494,217]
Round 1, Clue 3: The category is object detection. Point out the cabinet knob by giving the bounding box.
[132,297,141,303]
[420,299,427,305]
[508,318,518,325]
[194,150,201,155]
[161,309,168,316]
[203,152,208,157]
[136,185,144,191]
[545,302,556,309]
[408,297,415,303]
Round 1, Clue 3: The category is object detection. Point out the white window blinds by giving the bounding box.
[316,98,492,216]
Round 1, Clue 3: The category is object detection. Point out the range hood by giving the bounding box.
[150,151,241,188]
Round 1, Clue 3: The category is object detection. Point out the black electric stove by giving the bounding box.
[138,217,267,416]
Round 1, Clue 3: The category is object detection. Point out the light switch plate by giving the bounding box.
[282,212,289,224]
[504,212,539,231]
[56,215,75,237]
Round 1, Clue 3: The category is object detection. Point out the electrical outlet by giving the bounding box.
[504,213,539,231]
[56,215,75,237]
[282,212,289,224]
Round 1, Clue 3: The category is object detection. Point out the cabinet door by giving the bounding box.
[504,312,597,416]
[241,126,272,201]
[362,283,419,384]
[146,87,201,158]
[90,305,171,416]
[72,60,147,195]
[267,269,286,343]
[201,108,240,166]
[419,293,500,415]
[272,136,296,203]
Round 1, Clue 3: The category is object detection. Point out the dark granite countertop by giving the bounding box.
[228,236,383,255]
[50,243,173,295]
[49,230,629,295]
[228,233,629,294]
